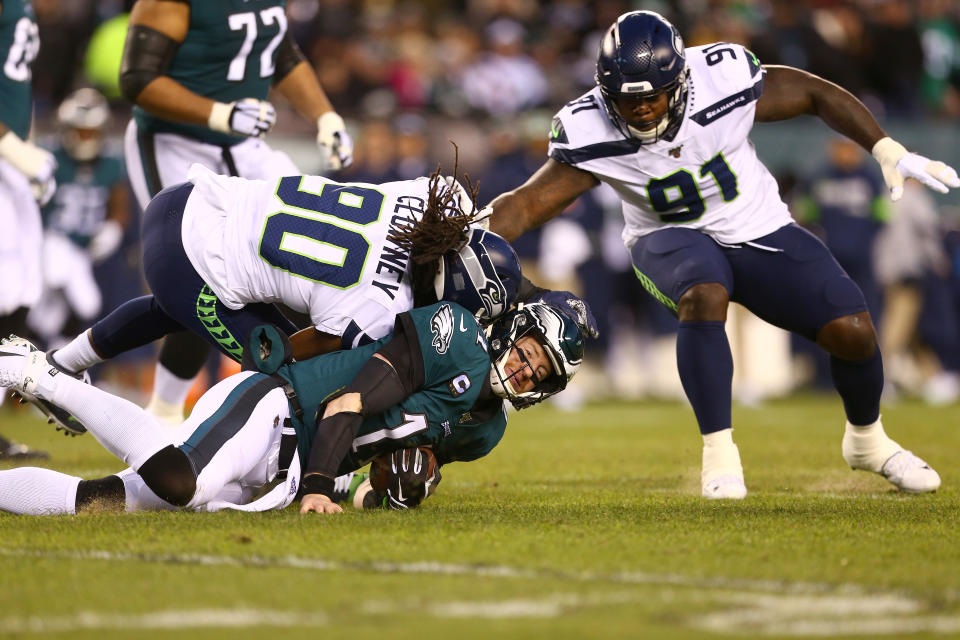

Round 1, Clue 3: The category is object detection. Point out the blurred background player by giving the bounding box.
[27,88,129,349]
[487,10,956,499]
[792,136,890,389]
[0,0,55,460]
[119,0,353,423]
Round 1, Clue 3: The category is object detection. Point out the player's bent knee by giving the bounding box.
[75,475,126,513]
[136,445,197,507]
[678,283,729,322]
[817,312,877,361]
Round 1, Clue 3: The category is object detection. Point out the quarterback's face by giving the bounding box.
[613,91,670,131]
[503,335,554,393]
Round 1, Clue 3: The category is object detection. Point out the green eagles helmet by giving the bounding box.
[486,301,584,409]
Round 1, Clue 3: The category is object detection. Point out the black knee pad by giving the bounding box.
[158,331,211,379]
[137,445,197,507]
[76,475,126,512]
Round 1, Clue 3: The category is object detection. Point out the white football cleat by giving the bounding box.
[879,450,941,493]
[0,336,47,396]
[842,420,940,493]
[702,431,747,500]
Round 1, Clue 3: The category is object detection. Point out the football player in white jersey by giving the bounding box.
[30,166,531,435]
[487,11,959,499]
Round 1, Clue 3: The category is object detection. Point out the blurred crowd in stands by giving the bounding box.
[23,0,960,407]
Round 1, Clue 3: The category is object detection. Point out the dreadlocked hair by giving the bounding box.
[388,147,481,306]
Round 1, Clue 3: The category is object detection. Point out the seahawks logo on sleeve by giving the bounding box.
[430,304,455,354]
[550,116,568,144]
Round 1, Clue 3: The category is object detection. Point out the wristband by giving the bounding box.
[871,136,907,167]
[208,101,234,134]
[300,473,334,498]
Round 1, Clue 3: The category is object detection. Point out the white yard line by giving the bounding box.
[2,548,958,635]
[0,609,327,633]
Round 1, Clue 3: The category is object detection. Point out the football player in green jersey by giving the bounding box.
[119,0,353,424]
[0,301,584,516]
[0,0,55,460]
[29,88,130,346]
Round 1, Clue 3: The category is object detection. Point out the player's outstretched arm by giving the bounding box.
[487,158,598,242]
[274,60,353,172]
[756,65,959,201]
[119,0,276,138]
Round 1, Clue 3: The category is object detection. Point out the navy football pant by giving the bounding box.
[631,223,876,433]
[90,182,297,363]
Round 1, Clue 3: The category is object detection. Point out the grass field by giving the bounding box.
[1,394,958,639]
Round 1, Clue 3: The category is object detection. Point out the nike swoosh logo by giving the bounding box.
[459,315,468,332]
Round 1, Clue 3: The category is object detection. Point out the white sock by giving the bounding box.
[703,428,735,448]
[702,428,743,482]
[47,373,171,469]
[842,417,902,472]
[51,330,103,375]
[0,468,79,515]
[151,363,195,407]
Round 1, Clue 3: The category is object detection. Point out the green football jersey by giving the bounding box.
[133,0,287,146]
[278,302,507,472]
[0,0,40,139]
[42,148,126,247]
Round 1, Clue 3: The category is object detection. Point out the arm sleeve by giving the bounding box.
[273,32,308,83]
[374,311,425,394]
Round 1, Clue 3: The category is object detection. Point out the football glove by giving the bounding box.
[531,289,599,339]
[87,220,123,263]
[372,447,442,510]
[316,112,353,172]
[0,130,57,205]
[871,137,959,202]
[208,98,277,137]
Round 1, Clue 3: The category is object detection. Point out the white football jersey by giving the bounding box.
[181,164,471,345]
[548,43,792,246]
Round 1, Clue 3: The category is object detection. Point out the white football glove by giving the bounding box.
[88,219,123,263]
[316,112,353,172]
[871,136,960,202]
[0,130,57,205]
[208,98,277,137]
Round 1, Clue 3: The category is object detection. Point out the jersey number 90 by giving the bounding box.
[259,177,384,288]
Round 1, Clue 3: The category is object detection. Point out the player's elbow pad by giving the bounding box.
[119,25,180,103]
[343,356,408,416]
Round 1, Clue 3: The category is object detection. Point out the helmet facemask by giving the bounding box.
[601,70,688,144]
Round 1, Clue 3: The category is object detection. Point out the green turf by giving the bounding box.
[1,395,958,639]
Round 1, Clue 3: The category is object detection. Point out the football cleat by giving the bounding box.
[879,450,941,494]
[0,336,45,395]
[1,337,88,436]
[841,420,940,493]
[0,434,48,460]
[702,437,747,500]
[329,472,371,506]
